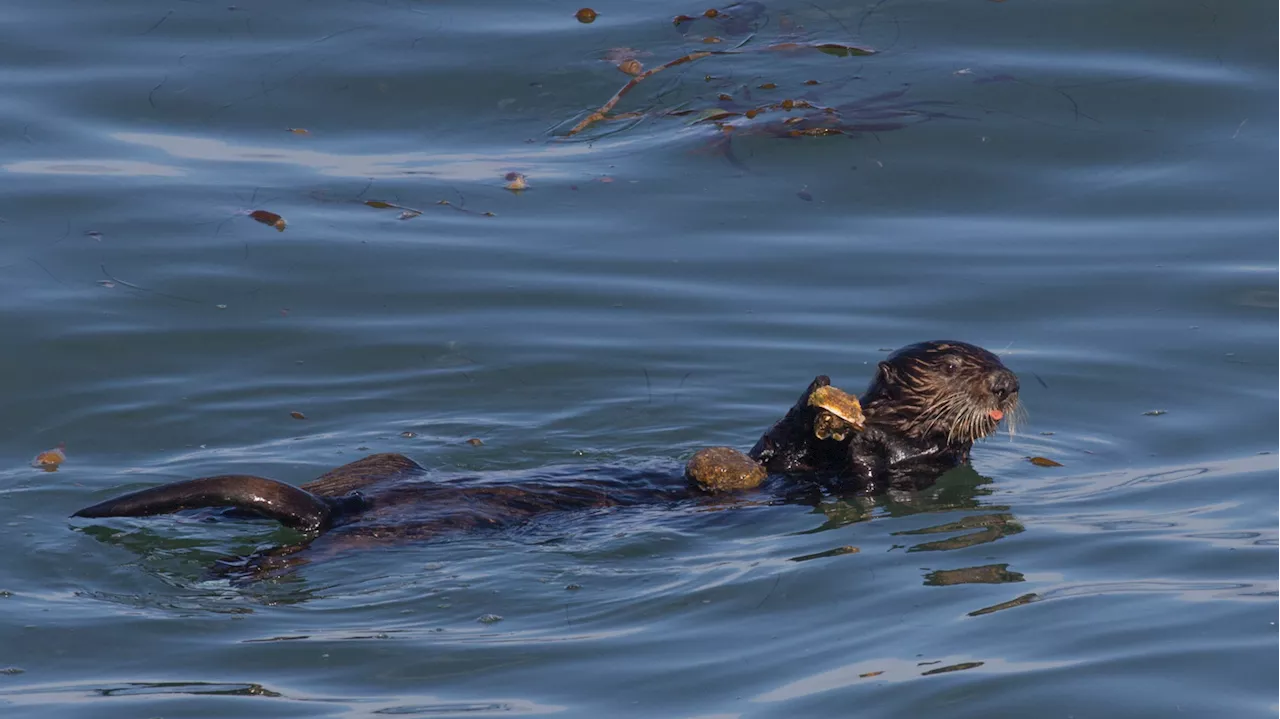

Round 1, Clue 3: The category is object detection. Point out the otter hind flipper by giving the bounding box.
[72,474,340,533]
[302,452,424,497]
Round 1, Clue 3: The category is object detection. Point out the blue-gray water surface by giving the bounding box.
[1,0,1276,717]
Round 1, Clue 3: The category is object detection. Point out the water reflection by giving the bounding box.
[75,523,320,607]
[894,513,1025,553]
[924,563,1025,586]
[0,681,563,716]
[751,654,1073,701]
[777,465,1036,598]
[2,159,184,177]
[98,681,281,698]
[108,132,597,180]
[792,465,1004,535]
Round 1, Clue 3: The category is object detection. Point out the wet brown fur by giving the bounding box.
[860,341,1020,445]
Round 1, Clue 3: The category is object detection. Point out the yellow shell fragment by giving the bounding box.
[807,385,865,439]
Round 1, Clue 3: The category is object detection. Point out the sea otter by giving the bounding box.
[72,340,1019,559]
[746,339,1020,493]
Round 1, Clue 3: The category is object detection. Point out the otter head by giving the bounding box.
[861,340,1020,445]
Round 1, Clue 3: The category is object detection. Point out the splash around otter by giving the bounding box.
[72,340,1020,565]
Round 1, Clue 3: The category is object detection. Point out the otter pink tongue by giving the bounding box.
[989,409,1004,421]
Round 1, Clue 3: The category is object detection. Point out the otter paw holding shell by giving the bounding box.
[807,385,865,441]
[685,446,767,491]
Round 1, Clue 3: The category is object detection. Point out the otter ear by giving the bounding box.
[876,361,898,385]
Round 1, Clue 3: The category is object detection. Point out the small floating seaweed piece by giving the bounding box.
[859,671,884,679]
[369,201,420,219]
[249,210,286,232]
[466,438,484,446]
[789,545,860,562]
[365,200,423,220]
[814,43,876,57]
[566,49,723,136]
[1028,456,1063,467]
[290,411,307,420]
[762,41,876,57]
[32,444,66,472]
[921,662,984,676]
[673,14,698,25]
[574,8,597,23]
[564,41,881,137]
[789,127,844,137]
[287,128,309,134]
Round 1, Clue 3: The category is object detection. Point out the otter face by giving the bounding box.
[866,340,1021,444]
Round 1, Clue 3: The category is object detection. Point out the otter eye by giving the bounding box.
[943,358,961,375]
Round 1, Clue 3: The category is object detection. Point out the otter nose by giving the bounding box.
[991,373,1019,402]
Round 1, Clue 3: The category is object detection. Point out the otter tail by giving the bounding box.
[72,475,347,533]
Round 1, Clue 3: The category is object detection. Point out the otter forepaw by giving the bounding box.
[807,385,865,441]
